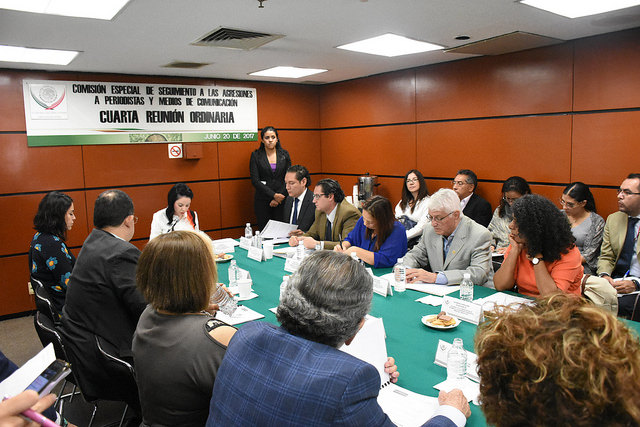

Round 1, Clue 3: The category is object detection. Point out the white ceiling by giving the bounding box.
[1,0,639,84]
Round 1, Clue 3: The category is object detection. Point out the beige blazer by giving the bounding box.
[304,200,361,250]
[597,211,640,276]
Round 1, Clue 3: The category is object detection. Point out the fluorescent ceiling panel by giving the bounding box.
[250,66,327,78]
[337,33,443,57]
[520,0,640,18]
[0,45,79,65]
[0,0,130,20]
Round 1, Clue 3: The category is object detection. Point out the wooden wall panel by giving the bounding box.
[219,179,255,229]
[188,181,221,232]
[571,111,640,186]
[253,83,320,129]
[218,141,258,179]
[590,187,619,219]
[0,256,34,316]
[321,125,416,175]
[0,191,87,256]
[574,28,640,111]
[0,134,85,194]
[320,70,416,128]
[82,142,219,188]
[417,116,572,183]
[281,130,322,174]
[415,44,573,121]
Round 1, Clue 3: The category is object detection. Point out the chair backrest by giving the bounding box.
[31,277,60,325]
[33,311,67,359]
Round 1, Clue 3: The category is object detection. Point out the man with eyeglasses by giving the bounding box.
[61,189,146,413]
[452,169,492,228]
[404,188,494,287]
[289,178,360,250]
[282,165,316,235]
[597,173,640,319]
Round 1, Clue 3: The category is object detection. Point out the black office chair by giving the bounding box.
[31,277,61,325]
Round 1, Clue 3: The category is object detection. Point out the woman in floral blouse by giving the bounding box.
[29,191,76,318]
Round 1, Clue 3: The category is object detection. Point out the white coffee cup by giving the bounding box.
[237,278,252,299]
[263,242,273,259]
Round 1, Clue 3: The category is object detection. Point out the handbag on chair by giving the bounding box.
[581,274,618,314]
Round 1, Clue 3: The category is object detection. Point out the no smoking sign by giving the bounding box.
[168,143,183,159]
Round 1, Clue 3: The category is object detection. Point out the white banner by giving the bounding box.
[23,80,258,146]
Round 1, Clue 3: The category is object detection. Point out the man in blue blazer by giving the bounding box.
[206,251,469,426]
[282,165,316,234]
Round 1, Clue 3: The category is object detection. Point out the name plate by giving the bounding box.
[441,296,482,325]
[284,257,301,273]
[247,246,264,262]
[239,237,252,250]
[367,268,393,297]
[433,339,480,383]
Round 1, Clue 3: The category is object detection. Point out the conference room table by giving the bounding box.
[216,244,640,427]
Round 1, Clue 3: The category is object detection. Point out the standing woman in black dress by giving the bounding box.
[249,126,291,230]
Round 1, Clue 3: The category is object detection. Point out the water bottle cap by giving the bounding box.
[397,258,403,263]
[463,273,471,279]
[453,337,464,346]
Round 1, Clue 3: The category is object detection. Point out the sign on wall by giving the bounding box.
[22,80,258,146]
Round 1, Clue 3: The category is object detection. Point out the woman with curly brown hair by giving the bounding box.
[494,194,583,296]
[476,293,640,427]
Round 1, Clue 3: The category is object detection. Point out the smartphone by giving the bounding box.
[24,359,71,396]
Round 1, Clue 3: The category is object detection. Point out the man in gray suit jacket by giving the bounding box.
[405,188,493,287]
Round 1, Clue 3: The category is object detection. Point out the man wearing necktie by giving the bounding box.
[597,173,640,319]
[283,165,315,235]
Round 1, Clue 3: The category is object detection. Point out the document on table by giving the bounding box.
[260,220,298,239]
[380,273,460,296]
[215,305,264,325]
[339,316,390,385]
[0,343,55,398]
[614,276,640,296]
[474,292,533,309]
[273,246,297,258]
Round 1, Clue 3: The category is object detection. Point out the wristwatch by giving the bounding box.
[531,257,541,265]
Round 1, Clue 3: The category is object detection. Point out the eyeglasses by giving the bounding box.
[427,212,454,222]
[406,178,419,183]
[618,189,640,197]
[452,180,468,187]
[559,199,576,208]
[312,193,326,200]
[503,196,520,204]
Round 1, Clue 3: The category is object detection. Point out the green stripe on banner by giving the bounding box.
[27,132,258,147]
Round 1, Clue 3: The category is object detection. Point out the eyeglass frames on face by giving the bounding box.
[406,178,419,183]
[618,188,640,197]
[312,193,326,200]
[559,199,576,208]
[427,211,454,222]
[503,196,520,204]
[451,180,468,187]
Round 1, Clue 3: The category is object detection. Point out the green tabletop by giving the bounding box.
[219,246,640,427]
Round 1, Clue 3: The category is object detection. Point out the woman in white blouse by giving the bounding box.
[150,183,200,240]
[395,169,430,248]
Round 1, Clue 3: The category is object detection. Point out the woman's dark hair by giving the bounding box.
[362,195,395,252]
[400,169,429,213]
[563,182,597,213]
[33,191,73,240]
[498,176,531,217]
[165,183,194,224]
[258,126,282,150]
[512,194,575,262]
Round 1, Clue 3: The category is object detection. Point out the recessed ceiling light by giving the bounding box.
[249,66,328,78]
[519,0,640,18]
[0,45,79,65]
[337,33,443,57]
[0,0,131,20]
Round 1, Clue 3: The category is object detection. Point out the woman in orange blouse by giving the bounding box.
[494,194,583,297]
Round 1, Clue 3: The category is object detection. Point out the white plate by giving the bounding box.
[215,254,234,263]
[421,314,460,330]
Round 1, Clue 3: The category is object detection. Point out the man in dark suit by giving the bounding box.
[282,165,315,234]
[61,189,146,410]
[453,169,492,228]
[206,251,470,426]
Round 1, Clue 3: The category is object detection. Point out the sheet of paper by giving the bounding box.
[614,277,640,296]
[380,273,460,296]
[0,344,56,398]
[378,383,440,427]
[339,316,390,385]
[416,295,444,306]
[260,220,298,239]
[273,246,297,258]
[215,305,264,325]
[433,377,480,404]
[474,292,533,310]
[264,237,290,245]
[211,238,239,254]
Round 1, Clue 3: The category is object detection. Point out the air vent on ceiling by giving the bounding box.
[162,61,211,69]
[192,27,284,50]
[445,31,563,56]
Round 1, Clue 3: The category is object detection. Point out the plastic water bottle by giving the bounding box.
[244,223,252,239]
[350,252,364,265]
[394,258,406,292]
[460,273,474,302]
[253,231,262,248]
[447,338,467,383]
[228,260,238,286]
[210,283,237,317]
[279,276,289,302]
[296,243,305,260]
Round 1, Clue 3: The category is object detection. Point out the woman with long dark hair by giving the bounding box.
[395,169,429,249]
[487,176,531,253]
[561,182,605,275]
[494,194,583,297]
[150,183,199,240]
[249,126,291,230]
[29,191,76,317]
[335,195,407,268]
